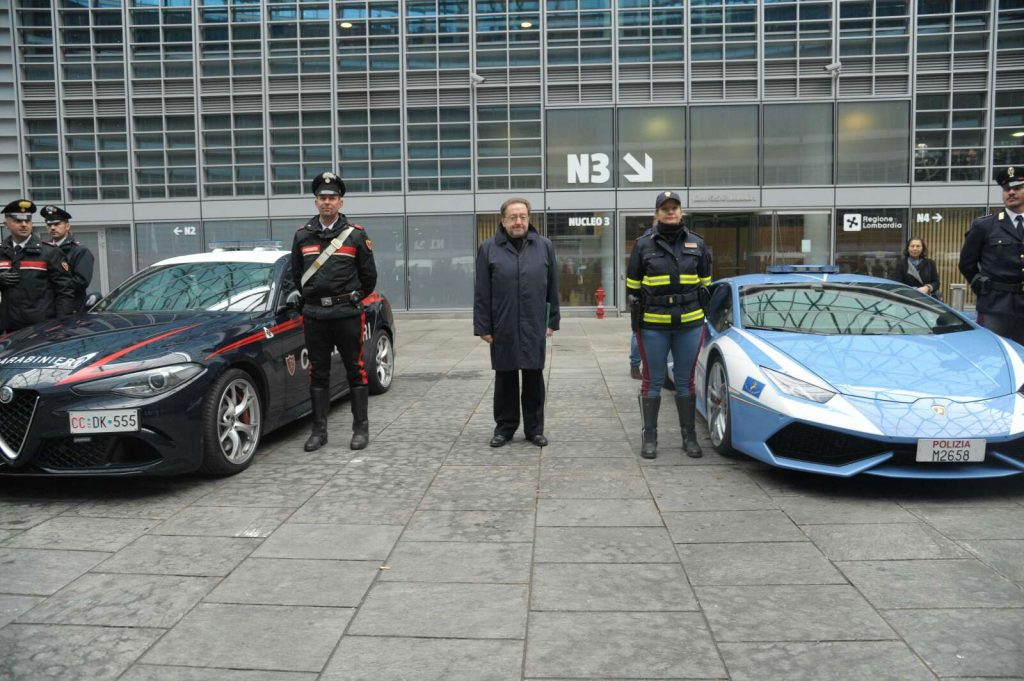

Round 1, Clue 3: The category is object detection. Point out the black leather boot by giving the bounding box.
[350,385,369,450]
[304,387,329,452]
[677,394,703,458]
[639,394,660,459]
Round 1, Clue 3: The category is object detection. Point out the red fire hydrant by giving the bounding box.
[595,287,605,319]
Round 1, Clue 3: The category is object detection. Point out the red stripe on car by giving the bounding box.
[56,323,202,386]
[206,317,305,359]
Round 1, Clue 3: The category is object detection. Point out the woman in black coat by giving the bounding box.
[895,237,940,297]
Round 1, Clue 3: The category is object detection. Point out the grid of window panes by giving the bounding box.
[993,0,1024,172]
[407,107,472,191]
[914,92,987,182]
[837,0,911,96]
[546,0,614,104]
[269,111,333,195]
[266,1,331,78]
[23,119,61,202]
[134,115,198,199]
[198,2,262,79]
[762,0,833,99]
[475,0,541,70]
[62,117,129,200]
[916,0,989,69]
[406,0,470,74]
[202,113,266,196]
[476,105,542,190]
[128,2,194,81]
[616,0,685,102]
[338,109,403,193]
[689,0,758,100]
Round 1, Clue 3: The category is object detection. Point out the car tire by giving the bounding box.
[200,368,262,475]
[364,328,394,395]
[706,358,733,455]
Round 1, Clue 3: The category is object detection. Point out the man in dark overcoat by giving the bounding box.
[960,165,1024,344]
[473,197,560,448]
[42,205,94,313]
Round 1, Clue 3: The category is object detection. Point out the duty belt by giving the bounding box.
[646,292,697,306]
[988,281,1024,293]
[318,292,359,306]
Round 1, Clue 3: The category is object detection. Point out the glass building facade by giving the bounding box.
[1,0,1022,309]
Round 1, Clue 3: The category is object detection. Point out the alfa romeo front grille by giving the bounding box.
[0,390,39,456]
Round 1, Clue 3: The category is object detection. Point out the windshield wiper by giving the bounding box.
[744,324,816,334]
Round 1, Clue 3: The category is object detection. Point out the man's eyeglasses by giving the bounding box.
[503,214,529,222]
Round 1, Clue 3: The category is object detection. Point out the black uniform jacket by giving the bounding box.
[291,213,377,319]
[49,237,94,313]
[894,256,940,294]
[473,225,560,372]
[959,210,1024,316]
[0,234,76,331]
[626,224,712,331]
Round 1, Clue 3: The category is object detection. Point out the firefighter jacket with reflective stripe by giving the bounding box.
[0,234,76,331]
[291,213,377,319]
[626,223,712,330]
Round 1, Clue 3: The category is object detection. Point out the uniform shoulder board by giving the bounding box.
[686,229,705,240]
[637,232,654,241]
[299,217,318,231]
[350,223,365,231]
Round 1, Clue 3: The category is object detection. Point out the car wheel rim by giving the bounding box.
[217,378,261,464]
[707,363,729,447]
[375,334,393,388]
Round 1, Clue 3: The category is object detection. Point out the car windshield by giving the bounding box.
[740,283,972,335]
[97,262,276,313]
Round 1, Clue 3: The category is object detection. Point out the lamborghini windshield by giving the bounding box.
[96,262,276,313]
[740,283,972,335]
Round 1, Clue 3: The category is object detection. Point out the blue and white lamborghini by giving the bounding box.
[694,266,1024,479]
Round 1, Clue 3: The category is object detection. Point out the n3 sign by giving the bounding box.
[567,153,610,184]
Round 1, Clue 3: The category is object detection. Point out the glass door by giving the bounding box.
[688,212,772,279]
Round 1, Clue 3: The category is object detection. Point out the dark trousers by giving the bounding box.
[304,314,367,389]
[493,369,545,438]
[978,312,1024,345]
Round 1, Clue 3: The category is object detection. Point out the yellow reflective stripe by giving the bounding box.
[626,278,641,289]
[643,312,672,323]
[680,309,705,323]
[679,274,700,284]
[699,276,712,286]
[642,275,671,286]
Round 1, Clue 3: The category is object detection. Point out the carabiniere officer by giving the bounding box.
[291,172,377,452]
[959,165,1024,345]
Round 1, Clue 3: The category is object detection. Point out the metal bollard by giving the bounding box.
[949,283,966,311]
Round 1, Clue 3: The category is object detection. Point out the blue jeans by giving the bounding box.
[637,326,703,397]
[629,334,641,367]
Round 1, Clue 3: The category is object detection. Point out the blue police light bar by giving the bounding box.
[208,240,283,252]
[766,264,840,274]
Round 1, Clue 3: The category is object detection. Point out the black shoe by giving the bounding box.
[489,434,511,448]
[528,434,548,447]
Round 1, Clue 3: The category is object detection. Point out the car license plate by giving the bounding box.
[915,438,985,463]
[69,410,140,434]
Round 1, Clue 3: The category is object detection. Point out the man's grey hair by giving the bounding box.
[500,197,531,217]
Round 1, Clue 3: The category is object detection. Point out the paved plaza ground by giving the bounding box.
[1,316,1023,680]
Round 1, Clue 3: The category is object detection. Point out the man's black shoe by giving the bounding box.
[489,434,511,447]
[528,434,548,447]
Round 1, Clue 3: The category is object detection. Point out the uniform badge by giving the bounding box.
[17,200,31,211]
[323,171,337,181]
[61,261,69,271]
[365,239,373,251]
[1010,167,1016,178]
[285,354,296,376]
[684,242,697,248]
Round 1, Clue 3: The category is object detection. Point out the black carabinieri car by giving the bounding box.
[0,248,395,476]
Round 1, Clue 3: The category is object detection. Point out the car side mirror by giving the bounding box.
[84,291,101,310]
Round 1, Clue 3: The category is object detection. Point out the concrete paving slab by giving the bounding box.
[0,595,42,628]
[192,483,323,508]
[960,539,1024,581]
[205,558,380,607]
[910,507,1024,540]
[381,540,532,583]
[149,506,294,538]
[0,501,77,529]
[96,535,260,576]
[525,611,725,679]
[321,636,524,681]
[4,516,157,552]
[538,441,634,458]
[531,562,698,611]
[775,496,919,524]
[663,510,807,543]
[718,641,938,681]
[837,559,1024,609]
[534,526,678,563]
[419,466,538,510]
[0,548,110,595]
[883,608,1024,678]
[403,509,534,542]
[252,523,402,560]
[803,522,971,560]
[678,542,845,585]
[538,475,652,499]
[537,498,663,526]
[0,624,163,681]
[120,667,317,681]
[142,603,352,671]
[348,582,527,638]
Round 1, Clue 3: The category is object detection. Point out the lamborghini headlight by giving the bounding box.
[761,367,835,404]
[71,363,204,397]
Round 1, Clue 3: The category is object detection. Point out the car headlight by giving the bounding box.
[71,363,204,397]
[761,367,835,404]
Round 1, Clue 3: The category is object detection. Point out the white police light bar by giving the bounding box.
[208,240,283,252]
[766,265,840,274]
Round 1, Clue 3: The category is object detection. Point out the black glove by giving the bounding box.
[347,290,364,307]
[629,294,641,333]
[970,275,991,297]
[0,271,20,289]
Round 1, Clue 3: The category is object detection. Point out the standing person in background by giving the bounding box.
[42,205,94,313]
[0,199,75,333]
[292,171,377,452]
[894,237,940,299]
[959,166,1024,344]
[474,197,560,448]
[627,191,712,460]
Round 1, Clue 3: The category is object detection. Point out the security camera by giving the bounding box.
[824,62,842,74]
[470,73,486,85]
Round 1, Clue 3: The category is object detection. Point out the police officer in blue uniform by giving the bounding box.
[291,172,377,451]
[626,191,712,459]
[959,166,1024,345]
[41,205,94,313]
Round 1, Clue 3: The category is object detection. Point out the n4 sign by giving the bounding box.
[567,153,654,184]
